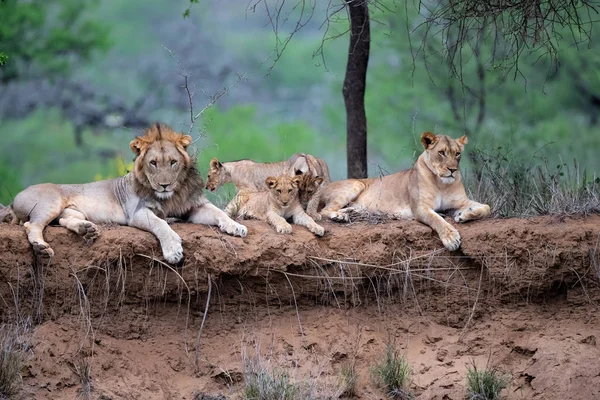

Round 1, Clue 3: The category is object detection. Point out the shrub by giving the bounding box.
[371,343,413,399]
[465,362,509,400]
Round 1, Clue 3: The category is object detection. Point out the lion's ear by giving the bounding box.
[130,138,145,155]
[456,135,468,147]
[179,134,193,149]
[314,177,324,186]
[209,157,222,170]
[265,177,278,189]
[291,177,301,188]
[420,132,438,149]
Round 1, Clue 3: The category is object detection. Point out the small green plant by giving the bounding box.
[371,343,413,399]
[465,361,509,400]
[340,361,358,397]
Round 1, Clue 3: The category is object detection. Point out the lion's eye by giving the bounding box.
[456,152,461,158]
[277,189,282,193]
[308,190,314,195]
[150,160,157,166]
[170,160,177,166]
[288,189,292,193]
[438,151,445,157]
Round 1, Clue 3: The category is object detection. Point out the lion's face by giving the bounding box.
[265,175,301,209]
[130,124,193,200]
[205,157,227,192]
[420,132,467,184]
[298,174,324,206]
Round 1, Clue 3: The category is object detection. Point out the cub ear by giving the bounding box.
[420,131,438,149]
[456,135,468,147]
[265,177,278,189]
[179,134,193,149]
[314,176,324,186]
[209,157,222,170]
[291,176,301,187]
[130,138,145,155]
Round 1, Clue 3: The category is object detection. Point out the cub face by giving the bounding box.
[298,174,324,206]
[420,131,468,184]
[206,157,226,192]
[265,175,301,209]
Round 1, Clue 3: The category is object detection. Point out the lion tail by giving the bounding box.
[0,203,17,224]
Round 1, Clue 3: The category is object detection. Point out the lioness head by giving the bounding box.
[297,174,324,206]
[420,131,468,184]
[205,157,227,192]
[130,123,193,200]
[265,175,301,209]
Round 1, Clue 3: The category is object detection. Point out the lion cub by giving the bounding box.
[226,175,325,236]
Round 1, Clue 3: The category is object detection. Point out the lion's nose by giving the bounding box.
[160,184,170,190]
[448,168,457,174]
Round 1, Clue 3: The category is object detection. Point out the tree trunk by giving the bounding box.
[343,0,370,179]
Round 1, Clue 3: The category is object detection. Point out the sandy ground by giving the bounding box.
[0,215,599,399]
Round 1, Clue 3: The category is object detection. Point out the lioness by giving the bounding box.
[311,132,490,250]
[205,153,331,192]
[3,123,247,263]
[226,175,325,236]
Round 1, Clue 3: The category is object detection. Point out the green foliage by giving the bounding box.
[0,52,7,65]
[0,0,110,81]
[371,343,413,399]
[465,362,509,400]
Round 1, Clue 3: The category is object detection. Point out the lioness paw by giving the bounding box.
[308,211,322,221]
[324,210,349,222]
[32,242,54,258]
[78,221,99,242]
[440,227,461,251]
[220,220,248,238]
[276,223,293,234]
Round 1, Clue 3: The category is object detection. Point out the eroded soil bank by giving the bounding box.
[0,215,599,399]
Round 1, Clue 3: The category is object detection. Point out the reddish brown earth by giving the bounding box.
[1,215,599,399]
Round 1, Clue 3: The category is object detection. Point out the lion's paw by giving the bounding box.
[220,220,248,238]
[440,227,461,251]
[276,223,293,234]
[310,224,325,236]
[308,212,322,222]
[161,233,183,264]
[32,241,54,258]
[78,221,100,242]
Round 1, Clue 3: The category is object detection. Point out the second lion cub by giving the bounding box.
[226,175,325,236]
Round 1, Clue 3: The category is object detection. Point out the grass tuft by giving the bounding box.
[0,322,31,398]
[243,353,301,400]
[340,361,358,397]
[371,343,413,399]
[465,361,509,400]
[467,148,600,217]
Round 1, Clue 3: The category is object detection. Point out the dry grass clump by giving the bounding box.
[466,148,600,217]
[0,322,31,398]
[340,361,358,397]
[371,343,413,399]
[465,361,510,400]
[242,352,303,400]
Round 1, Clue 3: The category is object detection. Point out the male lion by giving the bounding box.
[205,153,331,192]
[310,132,490,250]
[225,175,325,236]
[3,123,247,263]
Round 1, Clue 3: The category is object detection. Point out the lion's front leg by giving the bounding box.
[266,210,292,234]
[414,206,461,251]
[453,201,491,223]
[292,207,325,236]
[188,202,248,237]
[130,208,183,264]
